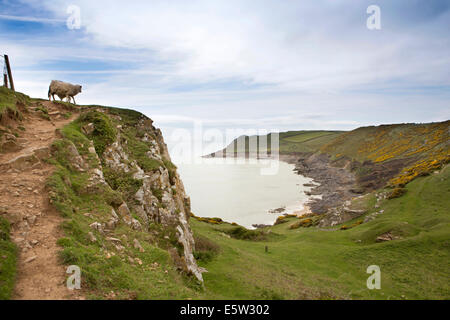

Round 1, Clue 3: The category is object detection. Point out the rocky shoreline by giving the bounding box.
[279,153,359,216]
[204,152,363,227]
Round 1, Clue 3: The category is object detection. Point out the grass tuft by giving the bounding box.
[0,217,17,300]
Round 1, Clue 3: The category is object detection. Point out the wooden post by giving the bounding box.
[4,55,14,91]
[3,73,7,88]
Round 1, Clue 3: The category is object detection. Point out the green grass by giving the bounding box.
[78,111,117,155]
[0,86,29,122]
[56,220,201,299]
[282,131,340,143]
[193,234,221,263]
[62,112,72,119]
[0,216,17,300]
[108,107,144,127]
[35,105,50,121]
[151,187,163,202]
[103,167,143,204]
[279,131,344,154]
[225,226,269,241]
[190,165,450,300]
[122,127,162,172]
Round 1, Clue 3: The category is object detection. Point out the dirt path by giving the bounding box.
[0,101,83,300]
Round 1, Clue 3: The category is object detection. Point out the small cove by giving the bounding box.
[177,158,316,228]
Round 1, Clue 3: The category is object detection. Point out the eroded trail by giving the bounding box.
[0,101,83,300]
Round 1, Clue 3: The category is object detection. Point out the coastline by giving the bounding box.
[295,204,312,216]
[278,153,358,216]
[181,157,313,229]
[200,153,357,225]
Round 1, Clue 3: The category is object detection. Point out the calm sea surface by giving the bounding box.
[176,158,314,228]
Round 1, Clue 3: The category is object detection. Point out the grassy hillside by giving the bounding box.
[208,121,449,195]
[321,122,449,162]
[279,131,344,154]
[190,164,450,299]
[2,87,448,300]
[208,130,345,156]
[320,122,450,187]
[44,111,450,299]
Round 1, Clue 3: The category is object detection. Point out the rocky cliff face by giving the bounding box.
[102,115,202,281]
[49,107,203,283]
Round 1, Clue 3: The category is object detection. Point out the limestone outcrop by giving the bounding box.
[64,110,203,282]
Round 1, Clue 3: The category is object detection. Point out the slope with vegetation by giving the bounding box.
[208,121,449,224]
[200,119,449,299]
[0,87,27,126]
[46,106,207,299]
[190,164,450,299]
[1,87,448,300]
[0,88,206,299]
[0,88,80,299]
[206,130,345,157]
[320,121,450,188]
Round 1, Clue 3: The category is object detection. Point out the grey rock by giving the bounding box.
[1,140,23,152]
[376,232,393,242]
[88,232,97,243]
[82,123,95,135]
[33,146,51,160]
[25,255,37,263]
[89,222,104,233]
[106,219,117,230]
[63,141,86,172]
[133,239,145,252]
[6,153,40,171]
[130,218,142,231]
[111,208,119,220]
[118,203,131,217]
[26,215,37,225]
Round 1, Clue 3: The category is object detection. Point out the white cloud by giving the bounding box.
[2,0,449,147]
[0,14,64,24]
[20,0,449,90]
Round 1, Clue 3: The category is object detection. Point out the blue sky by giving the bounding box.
[1,0,449,157]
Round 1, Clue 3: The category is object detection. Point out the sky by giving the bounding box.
[1,0,449,159]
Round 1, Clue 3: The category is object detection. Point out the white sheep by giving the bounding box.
[48,80,82,104]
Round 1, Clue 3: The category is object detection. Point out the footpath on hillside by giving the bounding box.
[0,101,84,300]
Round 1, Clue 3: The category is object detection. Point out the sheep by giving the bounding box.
[48,80,82,104]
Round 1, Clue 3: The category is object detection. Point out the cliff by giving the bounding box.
[49,107,204,282]
[0,87,204,299]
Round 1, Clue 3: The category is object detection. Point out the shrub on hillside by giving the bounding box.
[79,111,117,155]
[290,218,313,229]
[388,187,407,199]
[340,220,363,230]
[193,235,221,262]
[193,216,223,225]
[225,226,267,241]
[274,214,297,225]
